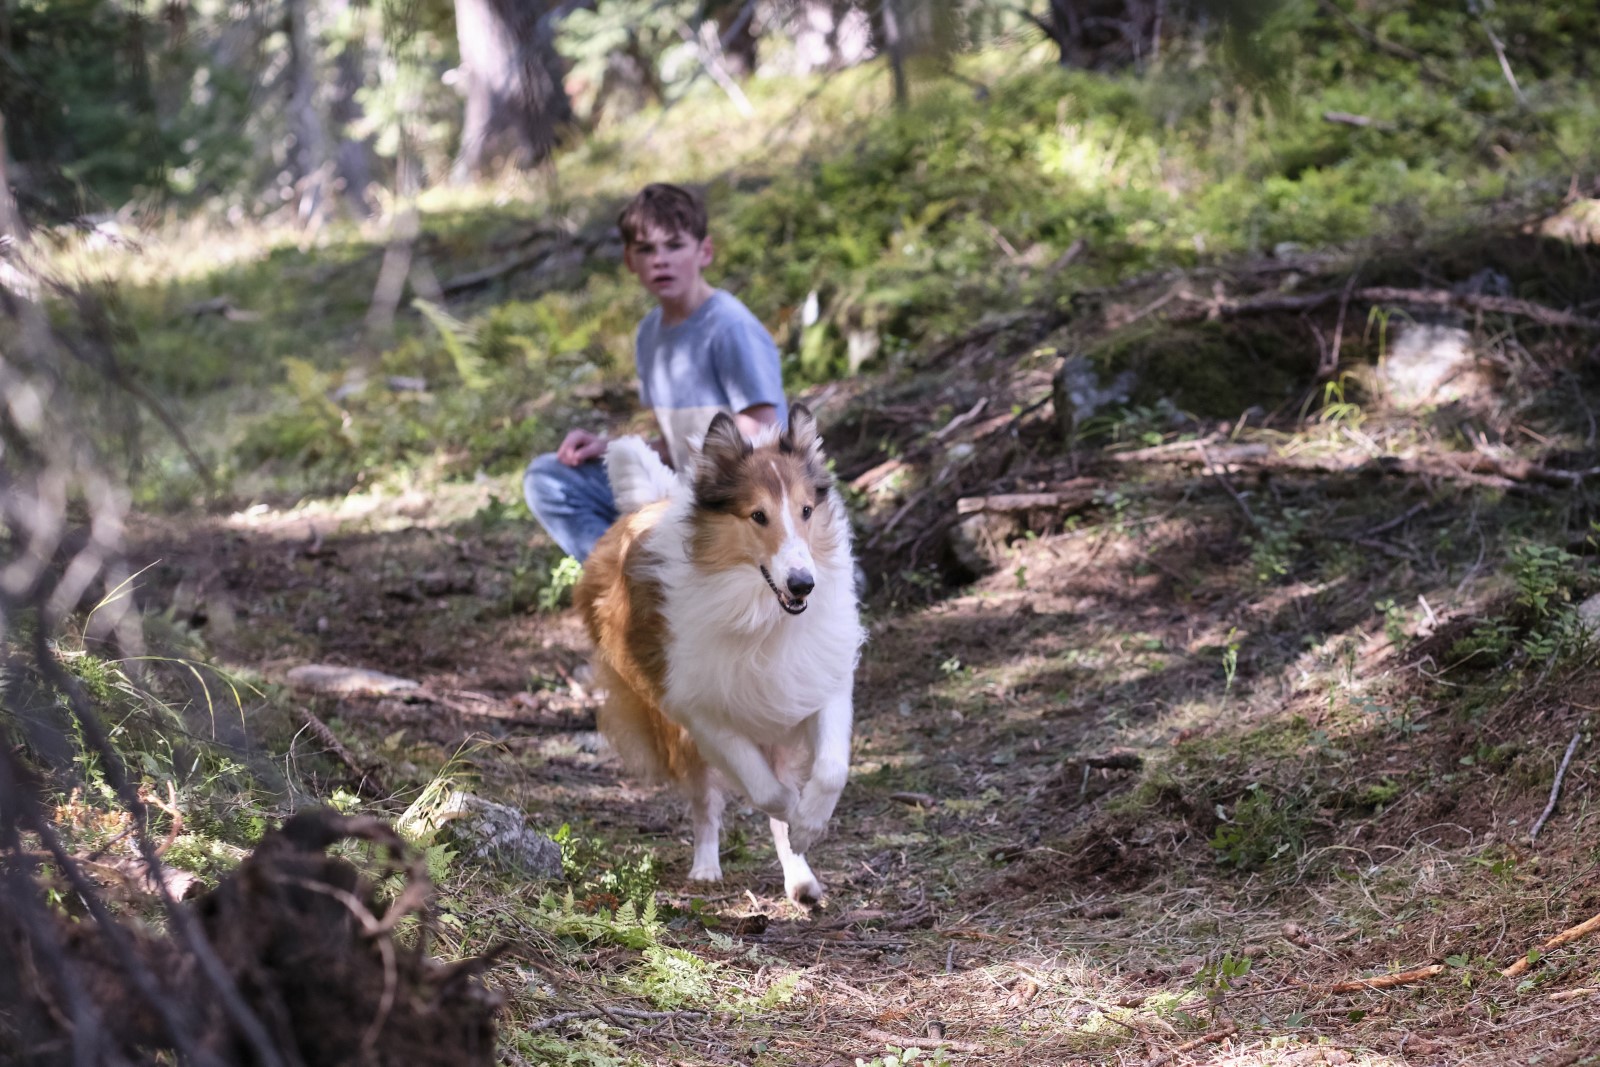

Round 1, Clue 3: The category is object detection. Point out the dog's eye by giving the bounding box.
[751,510,768,526]
[801,505,813,521]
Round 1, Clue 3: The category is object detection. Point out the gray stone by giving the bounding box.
[423,791,563,880]
[1377,323,1485,410]
[1051,356,1137,443]
[1578,592,1600,640]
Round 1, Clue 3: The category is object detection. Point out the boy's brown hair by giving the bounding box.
[617,183,708,246]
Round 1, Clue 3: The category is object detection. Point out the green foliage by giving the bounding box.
[855,1047,953,1067]
[1245,507,1312,585]
[552,823,661,911]
[1450,541,1592,669]
[537,887,663,951]
[538,556,585,613]
[2,0,253,208]
[1210,783,1305,869]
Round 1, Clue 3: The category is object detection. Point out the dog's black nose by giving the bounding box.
[786,569,815,599]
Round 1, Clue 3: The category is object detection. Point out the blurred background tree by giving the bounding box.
[0,0,1350,219]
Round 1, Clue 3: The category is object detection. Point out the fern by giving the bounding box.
[413,298,490,390]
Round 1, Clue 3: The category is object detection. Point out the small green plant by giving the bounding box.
[1376,598,1409,649]
[1210,783,1303,869]
[552,823,660,911]
[1194,952,1253,998]
[1451,542,1591,669]
[1221,627,1241,695]
[539,556,585,613]
[855,1047,951,1067]
[1317,373,1365,427]
[1245,507,1310,584]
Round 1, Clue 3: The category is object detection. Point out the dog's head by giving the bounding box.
[688,404,840,616]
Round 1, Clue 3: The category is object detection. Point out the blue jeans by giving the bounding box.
[522,453,619,562]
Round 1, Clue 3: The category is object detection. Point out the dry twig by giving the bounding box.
[1146,1023,1237,1066]
[1502,911,1600,978]
[530,1007,706,1032]
[1313,963,1444,993]
[1529,731,1584,843]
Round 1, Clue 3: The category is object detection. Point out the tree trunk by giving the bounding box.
[869,0,908,108]
[327,0,376,216]
[285,0,332,224]
[1042,0,1086,66]
[714,0,759,76]
[451,0,574,182]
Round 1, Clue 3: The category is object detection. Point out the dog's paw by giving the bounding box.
[785,872,825,907]
[687,861,723,882]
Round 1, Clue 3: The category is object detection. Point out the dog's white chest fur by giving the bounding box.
[657,546,861,741]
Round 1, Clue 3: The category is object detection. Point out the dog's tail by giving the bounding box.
[605,436,679,514]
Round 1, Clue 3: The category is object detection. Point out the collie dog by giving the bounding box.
[574,405,864,904]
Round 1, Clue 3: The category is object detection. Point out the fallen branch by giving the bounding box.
[1084,751,1144,771]
[956,479,1100,516]
[850,458,908,493]
[1314,963,1444,993]
[1312,0,1450,83]
[438,243,559,294]
[932,397,989,440]
[859,1027,987,1055]
[1323,111,1397,131]
[1550,988,1600,1002]
[529,1006,706,1032]
[294,707,385,796]
[1146,1023,1237,1066]
[1179,285,1600,332]
[1197,442,1256,527]
[888,791,938,808]
[1502,911,1600,978]
[1530,731,1585,843]
[1102,440,1592,490]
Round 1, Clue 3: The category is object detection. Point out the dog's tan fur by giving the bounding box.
[573,502,700,784]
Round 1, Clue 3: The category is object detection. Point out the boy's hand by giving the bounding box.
[557,429,609,466]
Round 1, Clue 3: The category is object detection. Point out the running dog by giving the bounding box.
[573,404,863,904]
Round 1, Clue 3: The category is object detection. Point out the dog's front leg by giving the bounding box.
[787,691,853,856]
[768,747,824,905]
[689,726,800,825]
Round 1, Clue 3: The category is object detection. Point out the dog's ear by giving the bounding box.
[779,403,833,494]
[694,411,751,511]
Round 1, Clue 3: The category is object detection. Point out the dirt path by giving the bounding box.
[127,455,1600,1066]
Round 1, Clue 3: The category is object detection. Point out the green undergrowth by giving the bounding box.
[1087,530,1598,878]
[57,2,1600,508]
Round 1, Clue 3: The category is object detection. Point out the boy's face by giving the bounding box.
[624,223,714,303]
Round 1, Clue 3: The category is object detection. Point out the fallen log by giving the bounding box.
[1177,285,1600,332]
[956,479,1100,515]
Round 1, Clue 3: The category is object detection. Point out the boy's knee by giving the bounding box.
[523,453,567,512]
[526,452,567,481]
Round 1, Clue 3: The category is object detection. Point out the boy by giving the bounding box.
[523,183,786,561]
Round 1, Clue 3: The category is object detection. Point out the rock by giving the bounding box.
[412,791,563,880]
[1376,322,1486,410]
[942,511,1019,583]
[1051,356,1137,444]
[285,664,420,696]
[1578,592,1600,639]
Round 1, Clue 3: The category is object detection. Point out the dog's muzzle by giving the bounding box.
[760,565,809,615]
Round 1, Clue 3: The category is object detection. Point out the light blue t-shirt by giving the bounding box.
[635,289,787,469]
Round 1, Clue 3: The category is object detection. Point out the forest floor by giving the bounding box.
[123,243,1600,1065]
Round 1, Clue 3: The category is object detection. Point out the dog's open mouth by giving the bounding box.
[760,566,809,615]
